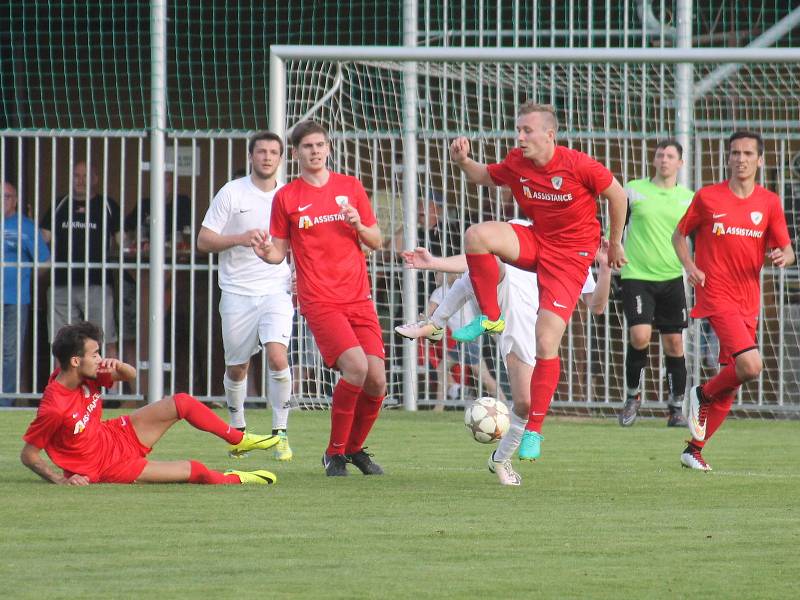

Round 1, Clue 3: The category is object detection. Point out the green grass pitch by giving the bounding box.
[1,408,798,599]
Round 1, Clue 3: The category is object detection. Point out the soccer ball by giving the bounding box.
[464,397,510,443]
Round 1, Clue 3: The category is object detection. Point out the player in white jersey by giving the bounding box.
[398,220,611,485]
[197,131,294,461]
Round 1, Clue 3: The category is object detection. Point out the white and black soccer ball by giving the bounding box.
[464,397,510,443]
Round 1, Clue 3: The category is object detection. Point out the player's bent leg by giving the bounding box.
[464,221,521,263]
[129,397,182,448]
[462,222,520,327]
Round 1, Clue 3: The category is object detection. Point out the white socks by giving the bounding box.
[223,372,247,429]
[268,367,292,431]
[493,411,527,462]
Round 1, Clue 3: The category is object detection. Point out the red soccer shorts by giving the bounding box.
[707,313,758,366]
[95,415,152,484]
[508,222,597,322]
[302,300,385,368]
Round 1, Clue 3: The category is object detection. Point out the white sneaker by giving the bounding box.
[395,319,444,341]
[684,386,708,441]
[488,452,521,486]
[680,445,712,471]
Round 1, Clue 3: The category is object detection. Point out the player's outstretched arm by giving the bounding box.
[450,137,496,187]
[401,247,468,273]
[20,443,89,485]
[769,245,795,268]
[197,226,255,253]
[601,178,628,269]
[672,228,705,287]
[99,358,136,382]
[586,239,612,315]
[251,231,288,264]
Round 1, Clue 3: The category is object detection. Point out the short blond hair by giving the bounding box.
[517,102,559,133]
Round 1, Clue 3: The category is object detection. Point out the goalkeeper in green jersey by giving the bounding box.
[618,140,693,427]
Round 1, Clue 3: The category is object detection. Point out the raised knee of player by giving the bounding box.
[464,223,491,253]
[160,395,180,419]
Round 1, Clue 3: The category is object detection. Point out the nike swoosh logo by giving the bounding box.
[299,203,312,211]
[712,213,726,218]
[553,301,567,308]
[239,209,251,213]
[519,177,529,182]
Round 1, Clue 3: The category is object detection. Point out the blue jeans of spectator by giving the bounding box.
[2,304,30,404]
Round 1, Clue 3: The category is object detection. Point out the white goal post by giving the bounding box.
[269,45,800,415]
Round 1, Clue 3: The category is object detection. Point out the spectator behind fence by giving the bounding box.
[125,169,192,248]
[2,182,50,404]
[40,161,122,356]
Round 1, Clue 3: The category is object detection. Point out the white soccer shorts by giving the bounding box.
[219,290,294,366]
[497,273,538,369]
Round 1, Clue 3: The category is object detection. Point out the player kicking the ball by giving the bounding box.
[398,224,611,485]
[448,102,628,459]
[253,120,386,477]
[21,322,281,485]
[673,131,793,471]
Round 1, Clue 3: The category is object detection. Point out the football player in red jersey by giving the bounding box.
[21,322,282,485]
[253,120,386,477]
[448,102,629,460]
[673,131,793,471]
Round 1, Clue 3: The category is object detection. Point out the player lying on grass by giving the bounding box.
[397,226,611,485]
[20,321,281,485]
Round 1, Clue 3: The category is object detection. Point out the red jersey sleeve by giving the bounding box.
[574,152,614,196]
[353,180,377,228]
[766,196,791,249]
[486,158,514,187]
[677,191,705,236]
[23,402,63,449]
[269,190,290,239]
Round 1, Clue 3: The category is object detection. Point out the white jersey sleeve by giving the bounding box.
[202,185,233,234]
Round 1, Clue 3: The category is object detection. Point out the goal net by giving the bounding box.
[278,55,800,417]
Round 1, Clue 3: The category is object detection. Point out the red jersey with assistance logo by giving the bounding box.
[270,171,378,308]
[22,369,117,481]
[677,181,791,318]
[486,146,614,247]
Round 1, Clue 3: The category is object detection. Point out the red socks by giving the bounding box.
[327,379,362,456]
[693,390,737,448]
[188,460,240,485]
[346,392,384,454]
[173,392,244,445]
[465,253,501,320]
[702,363,743,401]
[525,357,560,432]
